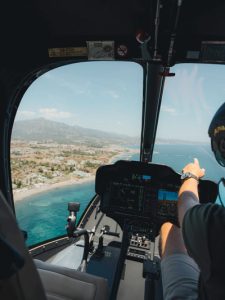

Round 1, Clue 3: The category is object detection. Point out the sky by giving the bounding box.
[158,63,225,142]
[16,61,225,142]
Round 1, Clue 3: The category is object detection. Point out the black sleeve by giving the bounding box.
[182,203,225,299]
[182,203,223,281]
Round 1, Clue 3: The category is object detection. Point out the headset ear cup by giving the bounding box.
[219,138,225,152]
[208,103,225,167]
[211,135,225,167]
[212,140,218,152]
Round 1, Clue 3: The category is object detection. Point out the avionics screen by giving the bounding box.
[109,182,142,210]
[158,189,178,201]
[131,174,152,182]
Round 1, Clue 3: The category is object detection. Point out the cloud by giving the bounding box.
[39,108,74,119]
[17,110,36,119]
[161,105,176,114]
[16,108,77,124]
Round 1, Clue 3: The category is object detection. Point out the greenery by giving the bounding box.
[10,141,129,191]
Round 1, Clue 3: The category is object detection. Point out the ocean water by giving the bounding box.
[152,144,225,181]
[15,144,225,246]
[16,182,95,246]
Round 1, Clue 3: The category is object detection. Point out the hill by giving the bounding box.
[12,118,139,145]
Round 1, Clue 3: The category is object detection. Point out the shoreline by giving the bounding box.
[13,175,95,202]
[13,148,139,202]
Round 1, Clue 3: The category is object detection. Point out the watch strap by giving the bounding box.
[181,172,199,182]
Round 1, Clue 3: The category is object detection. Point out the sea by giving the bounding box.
[15,144,225,246]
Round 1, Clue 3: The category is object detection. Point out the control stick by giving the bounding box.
[66,202,95,272]
[66,202,80,237]
[94,225,120,258]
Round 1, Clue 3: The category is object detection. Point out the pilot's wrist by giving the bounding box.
[181,177,199,184]
[181,172,199,183]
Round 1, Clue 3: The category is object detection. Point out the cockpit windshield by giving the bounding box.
[153,63,225,182]
[11,62,143,246]
[11,62,225,247]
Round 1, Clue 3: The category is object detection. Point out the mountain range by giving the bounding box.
[12,118,207,146]
[11,118,139,145]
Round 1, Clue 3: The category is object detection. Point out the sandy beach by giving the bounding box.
[13,148,139,202]
[13,176,95,202]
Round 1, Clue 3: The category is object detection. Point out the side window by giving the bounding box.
[153,63,225,183]
[11,61,143,246]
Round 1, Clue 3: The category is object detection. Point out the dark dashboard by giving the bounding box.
[107,173,178,222]
[96,160,218,229]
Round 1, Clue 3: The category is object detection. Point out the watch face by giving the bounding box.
[181,172,198,181]
[181,172,189,180]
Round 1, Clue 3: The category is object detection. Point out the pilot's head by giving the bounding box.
[208,102,225,167]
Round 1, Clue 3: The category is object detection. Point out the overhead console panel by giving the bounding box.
[2,0,225,68]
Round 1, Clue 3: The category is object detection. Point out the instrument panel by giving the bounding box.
[108,174,178,221]
[95,160,217,229]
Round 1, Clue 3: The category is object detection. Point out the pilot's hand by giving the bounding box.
[178,158,205,225]
[182,158,205,179]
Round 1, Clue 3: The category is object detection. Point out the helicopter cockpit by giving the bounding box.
[27,159,216,300]
[1,0,225,300]
[30,159,217,300]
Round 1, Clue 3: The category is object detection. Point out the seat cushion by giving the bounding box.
[35,259,109,300]
[0,191,46,300]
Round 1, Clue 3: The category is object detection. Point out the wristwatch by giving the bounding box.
[181,172,199,182]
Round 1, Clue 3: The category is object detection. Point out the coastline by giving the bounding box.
[13,175,95,202]
[13,148,139,202]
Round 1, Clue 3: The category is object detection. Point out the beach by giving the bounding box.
[13,175,95,202]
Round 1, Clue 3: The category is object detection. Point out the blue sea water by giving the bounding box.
[15,144,225,246]
[16,182,95,246]
[152,144,225,181]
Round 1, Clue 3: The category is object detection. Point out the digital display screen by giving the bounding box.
[143,175,151,180]
[158,189,178,201]
[131,174,151,182]
[110,182,142,211]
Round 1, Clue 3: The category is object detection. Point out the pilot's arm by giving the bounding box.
[178,158,205,224]
[178,158,225,299]
[160,158,205,299]
[178,158,206,264]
